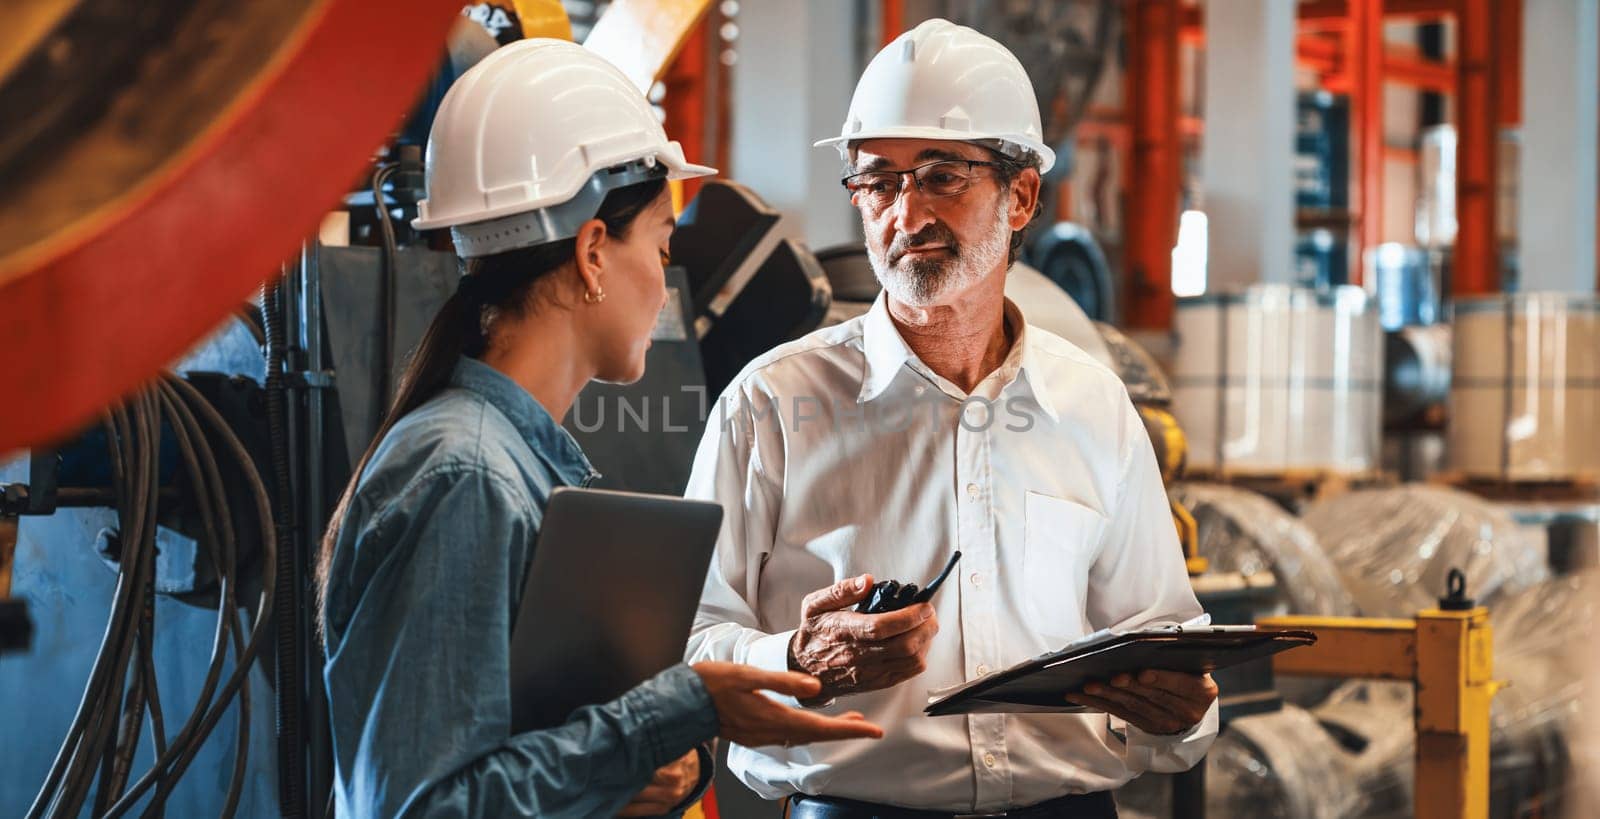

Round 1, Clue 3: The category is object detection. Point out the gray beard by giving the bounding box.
[869,200,1013,307]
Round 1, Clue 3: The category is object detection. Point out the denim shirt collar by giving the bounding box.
[448,356,598,487]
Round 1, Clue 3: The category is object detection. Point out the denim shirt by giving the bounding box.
[322,357,719,817]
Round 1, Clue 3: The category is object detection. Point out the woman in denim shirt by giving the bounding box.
[316,41,880,818]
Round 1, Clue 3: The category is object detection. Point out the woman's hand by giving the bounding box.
[617,749,699,817]
[692,661,884,748]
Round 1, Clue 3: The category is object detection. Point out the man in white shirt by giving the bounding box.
[685,18,1217,818]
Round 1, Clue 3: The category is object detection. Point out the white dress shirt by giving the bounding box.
[684,294,1217,812]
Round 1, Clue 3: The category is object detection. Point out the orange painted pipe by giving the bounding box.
[1123,0,1181,330]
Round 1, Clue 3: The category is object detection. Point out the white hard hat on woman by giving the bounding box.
[414,38,715,256]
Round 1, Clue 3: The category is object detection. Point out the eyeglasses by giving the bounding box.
[841,159,1009,211]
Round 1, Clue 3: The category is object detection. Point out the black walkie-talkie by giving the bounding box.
[856,551,963,614]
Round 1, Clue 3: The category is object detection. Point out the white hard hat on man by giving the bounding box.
[815,18,1054,173]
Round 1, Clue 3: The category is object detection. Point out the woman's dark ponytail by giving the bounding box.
[314,177,667,634]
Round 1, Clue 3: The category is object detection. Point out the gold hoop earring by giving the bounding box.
[583,287,605,304]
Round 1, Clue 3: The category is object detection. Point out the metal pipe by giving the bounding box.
[297,241,334,814]
[272,262,309,818]
[1349,0,1383,285]
[1454,0,1501,295]
[1124,0,1180,330]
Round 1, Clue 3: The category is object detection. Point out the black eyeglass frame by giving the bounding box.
[839,159,1013,203]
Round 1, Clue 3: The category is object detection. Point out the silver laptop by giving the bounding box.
[509,487,723,732]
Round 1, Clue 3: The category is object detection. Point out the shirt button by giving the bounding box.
[976,664,990,676]
[983,753,997,768]
[970,572,981,586]
[965,483,979,498]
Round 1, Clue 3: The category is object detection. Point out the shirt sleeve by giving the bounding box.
[1084,398,1218,774]
[323,468,720,818]
[682,387,801,696]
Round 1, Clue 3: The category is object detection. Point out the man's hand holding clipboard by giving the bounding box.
[924,623,1316,725]
[1065,669,1219,735]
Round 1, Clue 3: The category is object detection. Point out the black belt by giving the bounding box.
[786,792,1118,819]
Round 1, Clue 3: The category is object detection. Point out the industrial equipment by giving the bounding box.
[1301,485,1547,618]
[1172,285,1384,482]
[1294,91,1352,289]
[0,312,291,816]
[1174,483,1355,622]
[1450,294,1600,484]
[0,0,459,457]
[1260,572,1503,819]
[672,181,833,396]
[1024,223,1117,322]
[1383,323,1452,481]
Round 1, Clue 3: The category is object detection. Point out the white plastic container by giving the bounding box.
[1450,294,1600,482]
[1173,285,1383,475]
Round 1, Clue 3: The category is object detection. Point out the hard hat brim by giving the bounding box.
[414,151,717,232]
[665,158,718,181]
[814,127,1056,174]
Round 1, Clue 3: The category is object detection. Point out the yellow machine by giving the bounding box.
[1139,404,1209,577]
[1259,571,1501,819]
[1149,395,1497,818]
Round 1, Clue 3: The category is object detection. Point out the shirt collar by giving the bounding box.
[857,293,918,404]
[449,356,598,486]
[1006,300,1061,423]
[857,293,1061,423]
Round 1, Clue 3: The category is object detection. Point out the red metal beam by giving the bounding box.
[1350,0,1383,284]
[881,0,903,47]
[1455,0,1501,295]
[1124,0,1182,329]
[1384,0,1455,19]
[662,17,710,201]
[1495,0,1522,127]
[1385,44,1456,92]
[1300,0,1454,21]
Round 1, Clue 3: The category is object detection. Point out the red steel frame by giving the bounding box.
[1454,0,1502,295]
[662,18,711,202]
[1123,0,1183,331]
[1350,0,1383,285]
[1121,0,1523,326]
[882,0,903,47]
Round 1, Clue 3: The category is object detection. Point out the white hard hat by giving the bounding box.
[815,18,1054,173]
[413,39,716,258]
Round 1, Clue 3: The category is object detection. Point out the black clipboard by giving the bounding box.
[924,626,1315,716]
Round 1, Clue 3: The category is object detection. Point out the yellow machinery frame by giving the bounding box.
[1257,607,1502,819]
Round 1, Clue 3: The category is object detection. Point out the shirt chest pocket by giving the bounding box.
[1022,491,1106,638]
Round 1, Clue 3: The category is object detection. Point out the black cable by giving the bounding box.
[144,379,250,817]
[262,281,308,819]
[96,396,169,812]
[103,375,277,819]
[129,377,276,815]
[67,400,156,814]
[142,381,236,814]
[25,411,131,817]
[46,396,160,817]
[29,374,279,819]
